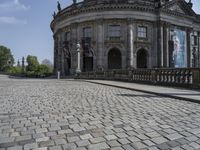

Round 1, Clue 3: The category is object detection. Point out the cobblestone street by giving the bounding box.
[1,75,200,150]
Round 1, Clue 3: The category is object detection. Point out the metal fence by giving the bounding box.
[75,68,200,89]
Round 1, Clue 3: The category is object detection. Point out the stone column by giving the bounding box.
[61,32,65,76]
[76,43,81,73]
[53,36,58,73]
[57,34,62,72]
[96,19,104,70]
[198,32,200,68]
[157,21,164,68]
[163,22,170,67]
[71,23,78,72]
[187,28,192,67]
[160,23,164,67]
[128,19,134,68]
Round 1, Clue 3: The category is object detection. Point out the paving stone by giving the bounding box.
[88,142,110,150]
[166,140,180,148]
[67,136,80,143]
[24,143,38,150]
[116,132,128,138]
[181,144,194,150]
[35,128,48,133]
[15,135,32,142]
[49,146,62,150]
[122,144,136,150]
[145,132,160,138]
[39,140,55,147]
[128,136,141,142]
[110,147,124,150]
[105,135,118,141]
[80,134,93,140]
[118,138,130,145]
[157,143,171,150]
[151,136,168,144]
[62,143,77,150]
[107,140,121,147]
[35,137,49,142]
[186,135,199,142]
[131,142,147,149]
[33,148,48,150]
[76,139,90,147]
[7,146,23,150]
[54,138,67,145]
[0,137,15,144]
[137,134,149,140]
[90,137,106,144]
[165,133,184,140]
[143,140,155,146]
[189,142,200,149]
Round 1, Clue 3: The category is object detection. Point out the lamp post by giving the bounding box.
[76,42,81,74]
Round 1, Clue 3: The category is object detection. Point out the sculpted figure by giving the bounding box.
[57,1,61,12]
[73,0,77,4]
[53,11,56,18]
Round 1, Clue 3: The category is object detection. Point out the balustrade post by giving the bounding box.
[191,69,200,88]
[151,69,157,84]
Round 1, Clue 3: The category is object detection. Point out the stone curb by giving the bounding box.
[85,80,200,104]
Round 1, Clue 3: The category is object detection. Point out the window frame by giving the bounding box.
[83,27,92,38]
[108,25,121,39]
[137,26,147,39]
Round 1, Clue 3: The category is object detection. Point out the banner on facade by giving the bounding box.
[170,29,187,68]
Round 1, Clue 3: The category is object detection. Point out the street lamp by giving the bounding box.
[76,42,81,74]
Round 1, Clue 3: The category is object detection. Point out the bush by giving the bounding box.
[24,64,53,78]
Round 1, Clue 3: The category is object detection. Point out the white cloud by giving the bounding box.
[0,16,27,25]
[0,0,30,12]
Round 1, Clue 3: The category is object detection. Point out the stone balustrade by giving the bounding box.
[75,68,200,89]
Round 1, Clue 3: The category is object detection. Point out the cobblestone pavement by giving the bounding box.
[1,76,200,150]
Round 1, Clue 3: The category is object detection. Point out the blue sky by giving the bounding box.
[0,0,199,64]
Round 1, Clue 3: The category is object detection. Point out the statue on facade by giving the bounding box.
[73,0,77,5]
[52,11,56,19]
[57,1,61,12]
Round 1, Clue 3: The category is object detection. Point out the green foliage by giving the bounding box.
[6,66,22,74]
[26,55,39,72]
[24,55,53,77]
[25,64,52,78]
[0,45,14,71]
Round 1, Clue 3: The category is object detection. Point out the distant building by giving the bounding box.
[51,0,200,75]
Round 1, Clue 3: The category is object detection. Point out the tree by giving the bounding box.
[42,59,53,69]
[26,55,39,72]
[0,45,14,71]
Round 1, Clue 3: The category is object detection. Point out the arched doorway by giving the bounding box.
[137,49,148,68]
[108,48,122,69]
[83,55,93,72]
[64,54,71,75]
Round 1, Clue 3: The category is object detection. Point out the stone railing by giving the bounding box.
[75,68,200,89]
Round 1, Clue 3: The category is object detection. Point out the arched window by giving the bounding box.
[137,49,148,68]
[108,48,122,69]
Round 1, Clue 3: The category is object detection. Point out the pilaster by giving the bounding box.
[127,18,134,68]
[187,28,192,68]
[96,19,104,70]
[157,21,164,68]
[163,22,170,68]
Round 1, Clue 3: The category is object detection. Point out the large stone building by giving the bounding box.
[51,0,200,75]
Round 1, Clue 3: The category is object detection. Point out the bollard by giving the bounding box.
[57,71,60,80]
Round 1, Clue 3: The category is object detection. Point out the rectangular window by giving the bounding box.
[108,25,121,38]
[138,26,147,38]
[65,32,70,41]
[83,27,92,38]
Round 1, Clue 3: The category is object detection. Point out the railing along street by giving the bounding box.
[76,68,200,89]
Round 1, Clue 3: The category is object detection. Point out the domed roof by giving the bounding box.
[83,0,157,5]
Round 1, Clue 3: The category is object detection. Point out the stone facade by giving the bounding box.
[51,0,200,76]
